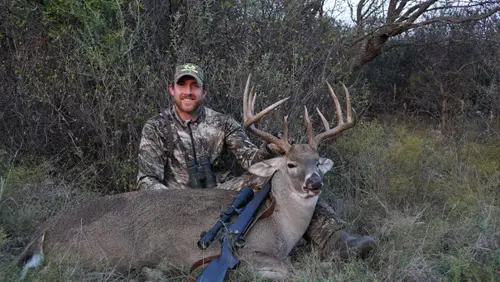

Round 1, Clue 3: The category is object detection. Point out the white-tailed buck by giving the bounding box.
[19,75,356,280]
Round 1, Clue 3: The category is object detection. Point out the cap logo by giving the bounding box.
[182,64,198,73]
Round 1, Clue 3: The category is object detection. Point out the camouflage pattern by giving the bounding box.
[304,198,344,252]
[137,105,273,190]
[174,63,204,88]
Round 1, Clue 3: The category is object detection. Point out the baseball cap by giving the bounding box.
[174,63,204,87]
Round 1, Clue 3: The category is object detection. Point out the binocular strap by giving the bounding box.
[188,193,276,280]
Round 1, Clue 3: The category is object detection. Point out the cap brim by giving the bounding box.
[175,74,203,87]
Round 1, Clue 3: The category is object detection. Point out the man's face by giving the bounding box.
[169,76,207,116]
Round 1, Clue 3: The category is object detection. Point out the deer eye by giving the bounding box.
[287,163,296,169]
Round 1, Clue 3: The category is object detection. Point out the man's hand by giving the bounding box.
[261,131,293,156]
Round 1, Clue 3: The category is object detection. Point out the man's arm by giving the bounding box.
[137,119,169,190]
[224,118,277,170]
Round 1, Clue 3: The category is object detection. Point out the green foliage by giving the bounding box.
[331,120,500,213]
[43,0,123,38]
[1,159,53,197]
[463,140,500,177]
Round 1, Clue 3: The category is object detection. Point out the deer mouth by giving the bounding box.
[303,174,323,196]
[303,182,322,196]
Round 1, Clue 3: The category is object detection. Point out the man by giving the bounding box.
[137,63,376,259]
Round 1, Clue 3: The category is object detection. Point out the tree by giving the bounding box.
[347,0,500,68]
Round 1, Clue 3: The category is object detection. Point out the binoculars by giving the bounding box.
[187,155,217,188]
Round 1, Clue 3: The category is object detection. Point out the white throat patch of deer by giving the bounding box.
[19,75,356,280]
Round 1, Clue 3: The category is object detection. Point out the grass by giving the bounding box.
[0,118,499,281]
[327,119,500,281]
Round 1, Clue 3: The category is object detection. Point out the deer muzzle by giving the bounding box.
[304,173,323,195]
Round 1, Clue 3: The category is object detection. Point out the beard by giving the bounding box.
[175,94,203,114]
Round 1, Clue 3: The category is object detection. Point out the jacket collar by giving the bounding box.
[168,105,206,127]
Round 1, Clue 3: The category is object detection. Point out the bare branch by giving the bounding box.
[405,6,500,29]
[357,0,366,25]
[396,2,423,23]
[394,0,409,19]
[406,0,439,25]
[387,0,398,23]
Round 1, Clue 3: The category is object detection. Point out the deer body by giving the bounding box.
[22,173,319,277]
[35,189,237,272]
[20,76,356,280]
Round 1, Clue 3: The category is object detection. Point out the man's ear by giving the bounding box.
[202,88,208,99]
[248,157,284,177]
[169,84,175,96]
[318,157,333,174]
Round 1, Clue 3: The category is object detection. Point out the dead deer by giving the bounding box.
[19,75,356,280]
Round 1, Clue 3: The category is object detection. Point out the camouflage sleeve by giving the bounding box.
[303,198,344,250]
[136,118,169,190]
[224,117,274,170]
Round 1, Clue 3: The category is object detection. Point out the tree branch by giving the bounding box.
[388,0,398,23]
[394,0,408,18]
[406,0,439,24]
[405,6,500,29]
[350,0,500,68]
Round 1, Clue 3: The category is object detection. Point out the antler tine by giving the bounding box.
[304,106,315,148]
[312,82,357,148]
[250,87,257,116]
[316,107,329,131]
[342,83,353,123]
[248,91,290,124]
[243,74,251,118]
[327,82,344,125]
[282,115,289,145]
[242,74,291,153]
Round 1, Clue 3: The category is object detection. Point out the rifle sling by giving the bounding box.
[162,111,174,185]
[187,193,276,279]
[241,192,276,235]
[188,254,220,281]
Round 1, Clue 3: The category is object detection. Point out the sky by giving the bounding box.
[324,0,354,23]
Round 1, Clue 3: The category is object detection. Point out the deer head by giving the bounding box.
[241,75,356,198]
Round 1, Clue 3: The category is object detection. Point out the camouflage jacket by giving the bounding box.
[136,105,273,190]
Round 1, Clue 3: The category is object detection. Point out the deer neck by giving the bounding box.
[269,172,319,254]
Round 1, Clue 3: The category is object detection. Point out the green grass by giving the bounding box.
[328,119,500,281]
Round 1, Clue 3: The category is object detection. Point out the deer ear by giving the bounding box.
[318,157,333,174]
[248,158,284,177]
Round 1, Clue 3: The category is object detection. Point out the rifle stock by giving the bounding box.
[195,235,239,282]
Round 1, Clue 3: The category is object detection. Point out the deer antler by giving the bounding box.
[304,82,357,150]
[243,74,291,153]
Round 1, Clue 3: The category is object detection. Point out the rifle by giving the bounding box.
[195,183,272,282]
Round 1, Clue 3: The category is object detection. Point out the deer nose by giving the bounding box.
[306,173,323,190]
